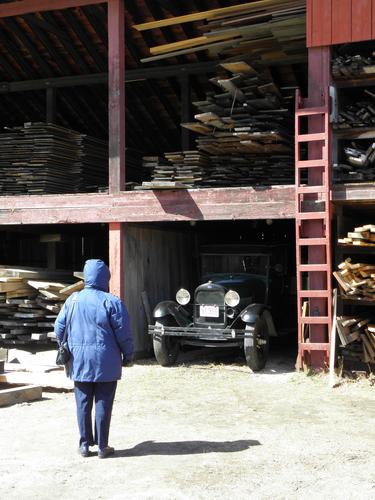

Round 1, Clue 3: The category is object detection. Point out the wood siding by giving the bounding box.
[124,224,194,355]
[308,0,375,47]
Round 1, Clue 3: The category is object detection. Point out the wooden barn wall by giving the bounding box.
[124,224,193,355]
[307,0,375,47]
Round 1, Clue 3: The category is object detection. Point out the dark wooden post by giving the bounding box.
[180,74,191,151]
[46,88,56,123]
[108,0,125,193]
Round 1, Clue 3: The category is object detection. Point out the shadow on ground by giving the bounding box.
[113,439,261,457]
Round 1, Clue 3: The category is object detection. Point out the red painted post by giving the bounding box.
[306,46,331,368]
[108,0,125,193]
[109,222,124,299]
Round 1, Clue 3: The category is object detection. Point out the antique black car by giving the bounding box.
[149,244,292,371]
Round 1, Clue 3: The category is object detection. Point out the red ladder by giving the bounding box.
[295,90,332,369]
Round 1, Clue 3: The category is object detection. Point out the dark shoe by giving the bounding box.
[98,446,115,459]
[78,445,90,458]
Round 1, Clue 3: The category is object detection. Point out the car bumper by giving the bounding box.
[149,324,253,341]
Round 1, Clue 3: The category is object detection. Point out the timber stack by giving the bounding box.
[333,259,375,301]
[333,90,375,130]
[336,317,375,364]
[0,267,83,346]
[333,142,375,183]
[332,54,375,79]
[338,224,375,246]
[0,122,108,195]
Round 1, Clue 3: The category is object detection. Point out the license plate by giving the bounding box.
[199,305,219,318]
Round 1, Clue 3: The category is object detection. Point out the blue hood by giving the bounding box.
[84,259,110,292]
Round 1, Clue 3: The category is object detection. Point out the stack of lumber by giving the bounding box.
[336,316,375,364]
[0,267,83,346]
[333,141,375,182]
[140,151,209,189]
[332,54,375,80]
[133,1,306,65]
[333,258,375,301]
[0,122,108,195]
[338,224,375,247]
[333,90,375,130]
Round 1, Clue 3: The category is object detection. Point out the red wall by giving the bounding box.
[307,0,375,47]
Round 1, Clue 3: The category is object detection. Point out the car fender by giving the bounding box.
[153,301,190,327]
[239,305,277,337]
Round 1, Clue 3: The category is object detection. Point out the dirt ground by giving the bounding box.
[0,349,374,500]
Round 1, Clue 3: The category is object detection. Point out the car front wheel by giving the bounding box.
[243,314,270,372]
[153,318,180,367]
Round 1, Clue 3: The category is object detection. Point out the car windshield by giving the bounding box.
[201,253,270,277]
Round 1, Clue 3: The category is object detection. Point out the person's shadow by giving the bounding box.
[114,439,260,457]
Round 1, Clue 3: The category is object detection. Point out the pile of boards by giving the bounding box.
[133,0,306,65]
[333,258,375,301]
[334,142,375,183]
[0,267,83,345]
[336,317,375,364]
[332,54,375,80]
[338,224,375,247]
[0,122,108,195]
[334,90,375,130]
[140,61,293,189]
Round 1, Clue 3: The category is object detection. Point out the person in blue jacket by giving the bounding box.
[54,259,133,459]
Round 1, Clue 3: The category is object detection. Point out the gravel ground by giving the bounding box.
[0,349,374,500]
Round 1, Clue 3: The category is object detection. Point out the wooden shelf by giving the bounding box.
[338,243,375,251]
[334,127,375,140]
[333,75,375,89]
[339,296,375,306]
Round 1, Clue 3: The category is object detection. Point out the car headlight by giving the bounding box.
[225,290,240,307]
[176,288,190,305]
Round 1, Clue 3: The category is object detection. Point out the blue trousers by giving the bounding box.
[74,381,117,451]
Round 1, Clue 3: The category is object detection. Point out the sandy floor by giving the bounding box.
[0,350,374,500]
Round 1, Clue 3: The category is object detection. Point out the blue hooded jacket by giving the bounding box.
[54,259,133,382]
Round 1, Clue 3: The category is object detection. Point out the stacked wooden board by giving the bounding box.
[0,122,108,195]
[338,224,375,247]
[336,317,375,364]
[334,90,375,130]
[332,54,375,80]
[0,267,83,346]
[133,1,306,65]
[140,61,294,189]
[333,258,375,301]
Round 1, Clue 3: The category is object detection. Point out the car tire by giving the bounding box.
[243,313,270,372]
[153,318,180,367]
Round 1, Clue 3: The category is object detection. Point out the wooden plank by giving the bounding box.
[109,222,124,300]
[0,0,104,18]
[108,0,125,194]
[311,0,332,47]
[0,384,42,407]
[0,372,73,390]
[331,0,352,44]
[133,0,293,31]
[352,0,372,41]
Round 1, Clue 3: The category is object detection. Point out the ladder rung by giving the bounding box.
[301,317,330,324]
[300,342,330,351]
[297,133,326,142]
[297,238,328,246]
[295,106,327,116]
[296,185,327,194]
[299,264,329,272]
[296,159,326,168]
[298,290,330,298]
[296,212,328,220]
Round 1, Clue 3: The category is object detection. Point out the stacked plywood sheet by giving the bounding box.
[333,259,375,301]
[0,267,83,346]
[0,122,108,195]
[336,316,375,364]
[134,1,306,65]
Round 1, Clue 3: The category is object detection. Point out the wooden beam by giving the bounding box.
[0,384,42,407]
[0,186,296,225]
[0,0,105,18]
[109,222,124,300]
[108,0,125,194]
